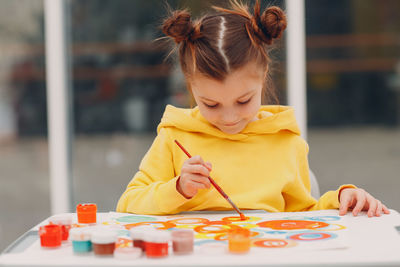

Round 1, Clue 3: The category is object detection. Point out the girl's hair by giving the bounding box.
[162,0,287,104]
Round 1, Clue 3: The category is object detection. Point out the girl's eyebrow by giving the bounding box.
[199,90,255,102]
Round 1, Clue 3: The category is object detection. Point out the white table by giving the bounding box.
[1,209,400,266]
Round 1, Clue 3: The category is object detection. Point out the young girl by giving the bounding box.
[117,1,389,218]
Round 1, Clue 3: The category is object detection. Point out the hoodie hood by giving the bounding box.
[158,105,301,141]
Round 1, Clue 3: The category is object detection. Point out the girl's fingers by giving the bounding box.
[188,180,209,190]
[188,155,205,165]
[189,175,211,188]
[366,195,377,217]
[383,204,391,214]
[375,200,382,217]
[188,164,210,177]
[339,194,352,216]
[204,161,212,171]
[352,190,367,216]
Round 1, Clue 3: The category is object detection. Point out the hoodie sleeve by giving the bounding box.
[282,141,356,212]
[116,128,190,215]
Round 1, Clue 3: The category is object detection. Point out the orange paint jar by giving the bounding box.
[76,203,97,224]
[228,228,251,254]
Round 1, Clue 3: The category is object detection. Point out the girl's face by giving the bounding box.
[190,63,264,134]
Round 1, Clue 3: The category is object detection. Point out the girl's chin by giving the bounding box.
[217,125,245,135]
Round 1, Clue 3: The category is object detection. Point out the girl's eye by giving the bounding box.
[238,98,251,105]
[204,103,218,108]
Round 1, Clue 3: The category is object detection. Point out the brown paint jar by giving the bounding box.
[91,229,117,256]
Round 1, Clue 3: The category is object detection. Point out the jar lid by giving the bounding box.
[114,247,142,260]
[48,214,73,225]
[76,203,97,213]
[129,225,156,240]
[172,229,194,240]
[69,227,91,241]
[143,230,171,243]
[91,229,117,244]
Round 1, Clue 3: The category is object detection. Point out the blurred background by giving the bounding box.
[1,0,399,251]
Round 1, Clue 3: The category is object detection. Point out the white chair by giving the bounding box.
[309,169,320,199]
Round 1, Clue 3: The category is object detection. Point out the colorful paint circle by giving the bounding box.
[253,238,297,248]
[195,232,220,239]
[124,221,175,230]
[313,223,346,231]
[257,220,329,230]
[288,232,336,241]
[194,224,241,234]
[206,220,231,225]
[222,216,249,222]
[223,216,262,223]
[309,216,340,222]
[167,217,210,225]
[116,215,157,223]
[230,223,257,229]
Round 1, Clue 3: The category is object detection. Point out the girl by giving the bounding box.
[117,0,389,217]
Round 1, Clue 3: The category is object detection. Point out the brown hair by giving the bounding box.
[162,0,287,104]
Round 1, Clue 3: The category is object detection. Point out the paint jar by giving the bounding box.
[76,203,97,224]
[91,229,117,256]
[69,227,92,253]
[114,247,142,260]
[172,230,194,255]
[39,224,62,248]
[129,225,154,252]
[144,230,171,258]
[48,214,73,241]
[228,228,251,254]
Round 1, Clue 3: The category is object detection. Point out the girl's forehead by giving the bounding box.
[191,63,264,89]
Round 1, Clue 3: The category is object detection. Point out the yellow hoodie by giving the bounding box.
[117,105,354,215]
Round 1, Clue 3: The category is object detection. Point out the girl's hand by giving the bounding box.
[339,188,390,217]
[177,155,212,198]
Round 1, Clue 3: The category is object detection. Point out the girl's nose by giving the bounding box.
[220,109,239,125]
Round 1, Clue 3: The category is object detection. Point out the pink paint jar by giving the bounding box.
[144,230,171,258]
[48,214,73,241]
[172,230,194,255]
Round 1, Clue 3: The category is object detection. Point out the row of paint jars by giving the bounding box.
[69,226,194,259]
[127,227,194,259]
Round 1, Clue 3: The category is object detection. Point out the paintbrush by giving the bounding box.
[174,139,246,220]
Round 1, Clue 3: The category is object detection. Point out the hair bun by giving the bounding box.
[251,3,287,45]
[261,6,287,40]
[162,10,195,44]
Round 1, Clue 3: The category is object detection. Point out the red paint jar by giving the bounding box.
[91,229,117,256]
[129,225,155,252]
[144,230,171,258]
[76,203,97,224]
[48,214,72,241]
[39,224,62,248]
[172,230,194,255]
